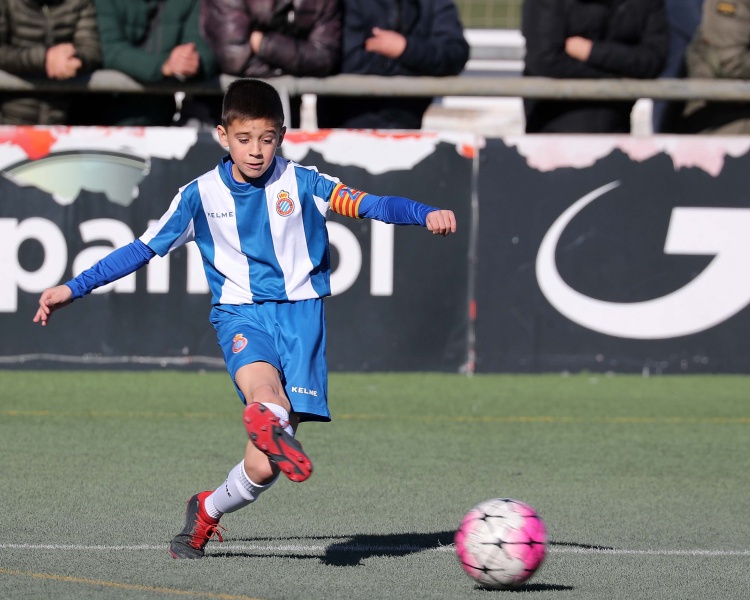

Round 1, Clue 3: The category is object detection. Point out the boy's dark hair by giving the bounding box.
[221,79,285,129]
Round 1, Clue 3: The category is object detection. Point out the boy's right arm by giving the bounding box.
[33,284,73,327]
[32,239,156,327]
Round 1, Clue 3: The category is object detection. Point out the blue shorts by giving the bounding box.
[210,299,330,422]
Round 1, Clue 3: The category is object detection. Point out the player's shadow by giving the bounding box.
[319,531,456,566]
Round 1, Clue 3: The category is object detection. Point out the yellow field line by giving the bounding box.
[1,410,749,425]
[0,567,262,600]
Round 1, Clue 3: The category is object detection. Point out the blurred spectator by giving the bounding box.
[81,0,219,126]
[0,0,101,125]
[317,0,470,130]
[653,0,703,132]
[200,0,342,128]
[682,0,750,134]
[522,0,669,134]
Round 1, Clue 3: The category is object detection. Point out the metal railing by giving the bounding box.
[270,74,750,102]
[5,69,750,101]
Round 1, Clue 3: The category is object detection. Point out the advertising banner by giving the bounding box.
[475,136,750,373]
[5,129,750,373]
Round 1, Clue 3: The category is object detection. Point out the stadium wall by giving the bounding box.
[2,128,750,374]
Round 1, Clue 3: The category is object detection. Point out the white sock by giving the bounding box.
[262,402,294,436]
[207,460,277,516]
[203,493,221,520]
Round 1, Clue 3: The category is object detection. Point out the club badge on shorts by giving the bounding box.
[232,333,248,354]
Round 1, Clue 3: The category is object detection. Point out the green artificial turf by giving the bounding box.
[1,371,748,599]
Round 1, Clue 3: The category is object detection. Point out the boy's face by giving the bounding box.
[217,118,286,182]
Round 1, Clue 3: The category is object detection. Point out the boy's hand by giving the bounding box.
[33,285,73,326]
[426,209,457,236]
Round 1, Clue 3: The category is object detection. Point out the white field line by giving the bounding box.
[1,543,748,557]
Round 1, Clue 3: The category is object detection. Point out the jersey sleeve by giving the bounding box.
[329,182,436,226]
[65,239,156,300]
[139,183,199,256]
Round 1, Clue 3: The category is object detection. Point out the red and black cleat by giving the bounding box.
[169,491,225,559]
[243,403,313,482]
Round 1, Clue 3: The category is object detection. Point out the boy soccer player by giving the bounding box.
[33,78,457,559]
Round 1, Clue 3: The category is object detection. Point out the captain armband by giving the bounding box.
[330,183,368,218]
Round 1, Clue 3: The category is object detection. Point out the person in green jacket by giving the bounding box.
[86,0,219,126]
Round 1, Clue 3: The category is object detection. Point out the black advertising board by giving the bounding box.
[475,137,750,373]
[4,129,750,373]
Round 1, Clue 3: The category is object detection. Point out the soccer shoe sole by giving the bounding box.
[243,403,313,482]
[169,538,203,559]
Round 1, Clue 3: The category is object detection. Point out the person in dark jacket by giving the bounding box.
[0,0,102,125]
[83,0,219,126]
[522,0,669,134]
[200,0,342,127]
[317,0,470,130]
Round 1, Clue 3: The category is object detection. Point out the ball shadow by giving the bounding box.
[475,582,575,593]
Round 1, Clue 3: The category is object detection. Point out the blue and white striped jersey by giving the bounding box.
[65,155,435,303]
[141,155,339,304]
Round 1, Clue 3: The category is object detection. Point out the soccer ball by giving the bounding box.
[454,498,547,589]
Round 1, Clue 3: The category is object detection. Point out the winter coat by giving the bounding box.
[0,0,102,124]
[682,0,750,133]
[94,0,217,83]
[200,0,342,78]
[318,0,469,129]
[90,0,218,126]
[522,0,669,133]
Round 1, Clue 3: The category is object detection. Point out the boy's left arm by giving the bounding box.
[329,183,456,236]
[424,209,457,236]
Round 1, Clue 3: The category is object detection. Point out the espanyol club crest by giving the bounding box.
[232,333,248,354]
[276,191,294,216]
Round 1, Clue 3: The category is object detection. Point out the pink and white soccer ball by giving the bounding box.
[454,498,547,589]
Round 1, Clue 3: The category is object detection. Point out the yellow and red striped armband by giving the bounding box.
[330,183,368,218]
